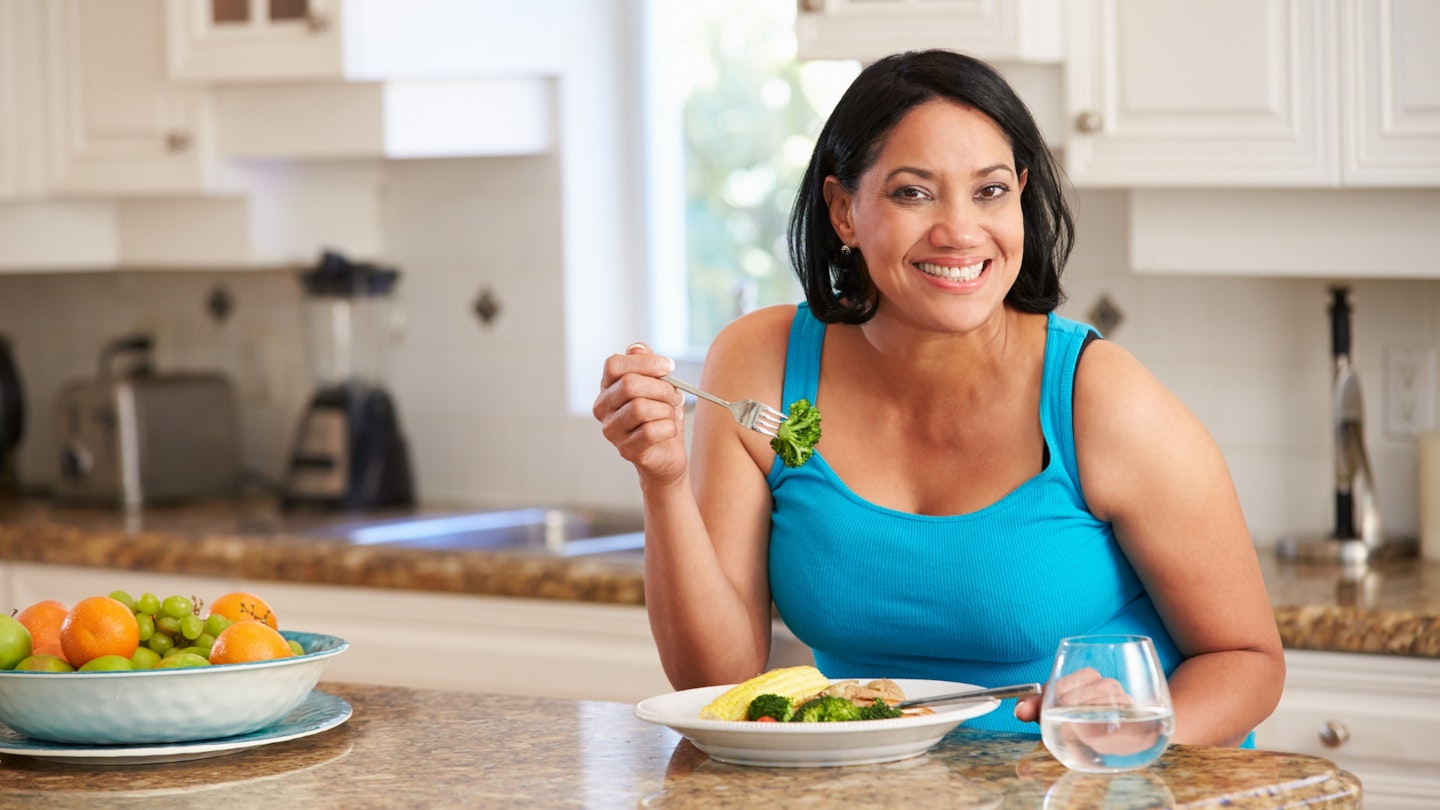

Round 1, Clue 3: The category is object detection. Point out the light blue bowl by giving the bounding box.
[0,630,347,745]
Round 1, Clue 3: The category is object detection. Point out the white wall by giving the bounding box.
[1,178,1435,547]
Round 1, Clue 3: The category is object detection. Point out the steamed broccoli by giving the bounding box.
[858,699,904,721]
[790,695,863,723]
[746,693,795,722]
[770,399,822,468]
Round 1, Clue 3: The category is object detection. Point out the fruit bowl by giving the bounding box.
[0,630,347,745]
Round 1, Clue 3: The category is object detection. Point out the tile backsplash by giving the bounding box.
[1,161,1436,548]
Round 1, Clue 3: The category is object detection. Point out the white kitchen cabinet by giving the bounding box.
[43,0,214,196]
[0,0,47,200]
[166,0,348,83]
[2,561,673,703]
[1256,649,1440,809]
[1343,0,1440,186]
[1065,0,1440,188]
[796,0,1064,64]
[1064,0,1337,187]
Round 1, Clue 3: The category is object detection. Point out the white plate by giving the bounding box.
[634,678,999,767]
[0,690,351,765]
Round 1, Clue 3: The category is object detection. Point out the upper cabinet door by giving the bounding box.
[1342,0,1440,186]
[0,0,47,199]
[1064,0,1339,187]
[45,0,211,196]
[166,0,347,82]
[796,0,1064,64]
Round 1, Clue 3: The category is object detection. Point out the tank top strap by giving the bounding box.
[781,303,825,408]
[1041,312,1100,491]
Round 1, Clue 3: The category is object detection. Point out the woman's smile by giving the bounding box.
[916,258,988,285]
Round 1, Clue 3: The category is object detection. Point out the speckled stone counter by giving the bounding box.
[2,497,1438,658]
[0,682,1359,809]
[1263,554,1440,657]
[0,497,646,605]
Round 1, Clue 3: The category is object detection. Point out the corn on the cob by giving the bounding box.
[699,665,832,721]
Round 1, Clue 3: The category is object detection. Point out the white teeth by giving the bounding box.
[917,261,985,282]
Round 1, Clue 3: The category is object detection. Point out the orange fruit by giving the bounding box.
[16,599,68,662]
[208,592,279,630]
[59,596,140,667]
[209,620,294,665]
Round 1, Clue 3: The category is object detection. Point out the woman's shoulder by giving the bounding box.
[702,304,799,396]
[709,304,800,357]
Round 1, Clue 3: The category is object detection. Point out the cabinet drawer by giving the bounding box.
[1262,691,1440,767]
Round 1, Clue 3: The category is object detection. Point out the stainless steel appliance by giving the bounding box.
[1278,287,1417,563]
[282,250,414,510]
[54,334,240,507]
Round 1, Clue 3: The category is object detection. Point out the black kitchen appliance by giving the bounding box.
[1278,287,1416,564]
[282,250,414,510]
[0,334,24,491]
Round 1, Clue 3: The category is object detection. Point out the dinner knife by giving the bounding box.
[894,682,1042,709]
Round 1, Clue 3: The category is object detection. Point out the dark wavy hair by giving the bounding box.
[787,50,1074,323]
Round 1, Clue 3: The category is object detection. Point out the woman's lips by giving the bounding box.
[916,259,987,283]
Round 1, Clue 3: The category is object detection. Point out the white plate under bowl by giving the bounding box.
[0,690,351,765]
[634,678,998,767]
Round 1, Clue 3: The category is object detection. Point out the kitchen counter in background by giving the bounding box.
[0,681,1360,809]
[0,496,1436,659]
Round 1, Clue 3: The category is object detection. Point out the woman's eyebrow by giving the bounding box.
[883,163,1016,183]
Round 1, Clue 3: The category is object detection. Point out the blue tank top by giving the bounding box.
[767,305,1183,734]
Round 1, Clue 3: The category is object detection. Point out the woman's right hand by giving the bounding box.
[593,342,689,485]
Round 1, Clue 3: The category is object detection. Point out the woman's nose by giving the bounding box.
[928,203,985,249]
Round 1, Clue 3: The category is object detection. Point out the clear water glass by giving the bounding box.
[1040,634,1174,773]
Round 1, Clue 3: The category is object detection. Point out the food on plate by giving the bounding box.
[699,666,928,723]
[699,665,833,720]
[770,399,822,468]
[746,693,797,722]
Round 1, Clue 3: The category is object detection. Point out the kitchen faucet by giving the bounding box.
[1330,287,1383,548]
[1278,287,1415,564]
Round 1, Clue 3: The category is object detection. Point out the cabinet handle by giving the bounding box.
[1075,111,1104,134]
[306,13,330,33]
[798,0,825,12]
[165,131,191,153]
[1318,720,1350,748]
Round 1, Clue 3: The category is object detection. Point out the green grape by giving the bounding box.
[179,614,204,641]
[147,632,175,654]
[161,595,194,619]
[203,613,232,637]
[130,647,161,669]
[156,652,210,669]
[287,640,305,656]
[162,645,187,659]
[136,592,161,615]
[135,612,155,641]
[156,615,182,637]
[194,632,216,650]
[108,590,136,611]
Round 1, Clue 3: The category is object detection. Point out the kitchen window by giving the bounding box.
[642,0,858,364]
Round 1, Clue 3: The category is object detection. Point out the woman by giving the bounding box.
[594,50,1283,745]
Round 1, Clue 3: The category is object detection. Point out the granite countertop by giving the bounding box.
[0,681,1360,809]
[1,497,1438,658]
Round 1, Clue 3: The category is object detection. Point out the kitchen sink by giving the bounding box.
[309,506,645,557]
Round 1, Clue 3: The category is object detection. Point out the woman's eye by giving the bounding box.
[891,186,930,201]
[977,183,1009,200]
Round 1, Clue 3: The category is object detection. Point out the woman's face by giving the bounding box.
[825,99,1027,335]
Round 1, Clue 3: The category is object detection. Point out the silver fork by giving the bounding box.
[662,375,785,438]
